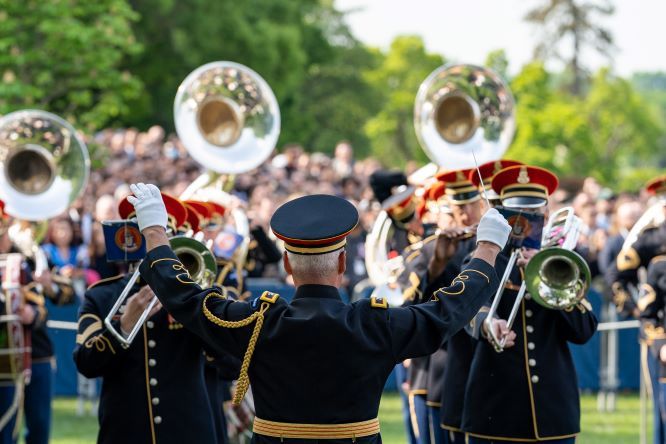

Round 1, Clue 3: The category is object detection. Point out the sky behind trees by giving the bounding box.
[336,0,665,76]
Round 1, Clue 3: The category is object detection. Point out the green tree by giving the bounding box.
[509,62,592,172]
[364,36,443,165]
[508,62,664,189]
[524,0,615,96]
[0,0,143,131]
[584,68,664,187]
[485,49,510,81]
[126,0,310,132]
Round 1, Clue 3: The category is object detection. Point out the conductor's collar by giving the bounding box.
[292,284,341,301]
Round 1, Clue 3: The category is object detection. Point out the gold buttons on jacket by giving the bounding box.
[150,378,158,387]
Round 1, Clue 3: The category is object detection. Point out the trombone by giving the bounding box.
[103,235,216,348]
[484,207,591,352]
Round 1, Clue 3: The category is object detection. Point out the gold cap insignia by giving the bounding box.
[517,166,530,184]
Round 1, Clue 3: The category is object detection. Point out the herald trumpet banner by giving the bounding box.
[485,207,591,352]
[365,64,515,305]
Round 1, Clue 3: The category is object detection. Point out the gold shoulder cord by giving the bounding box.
[202,290,279,405]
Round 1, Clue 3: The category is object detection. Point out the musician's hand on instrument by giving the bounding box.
[18,304,36,326]
[429,229,464,276]
[127,183,168,232]
[517,248,539,268]
[120,286,159,336]
[33,268,53,288]
[59,265,75,279]
[476,208,511,249]
[484,319,516,349]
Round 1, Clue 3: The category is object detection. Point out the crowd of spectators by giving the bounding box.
[46,125,655,303]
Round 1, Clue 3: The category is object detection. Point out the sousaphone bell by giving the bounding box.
[0,110,89,221]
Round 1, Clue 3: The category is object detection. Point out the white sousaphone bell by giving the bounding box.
[365,64,515,306]
[0,110,90,221]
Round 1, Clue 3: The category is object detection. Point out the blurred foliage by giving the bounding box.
[524,0,615,96]
[363,36,443,165]
[124,0,380,154]
[508,62,665,189]
[0,0,143,131]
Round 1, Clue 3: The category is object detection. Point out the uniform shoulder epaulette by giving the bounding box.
[369,296,388,309]
[86,274,124,291]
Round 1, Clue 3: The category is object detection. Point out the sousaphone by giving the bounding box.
[0,110,89,220]
[175,61,280,272]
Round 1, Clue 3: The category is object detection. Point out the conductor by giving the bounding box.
[129,183,511,442]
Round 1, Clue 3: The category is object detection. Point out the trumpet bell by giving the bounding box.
[525,248,591,310]
[174,61,280,174]
[0,110,89,220]
[414,64,515,169]
[170,236,217,289]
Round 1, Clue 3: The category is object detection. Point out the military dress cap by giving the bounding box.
[205,201,227,227]
[369,170,416,225]
[646,175,666,196]
[369,170,409,203]
[422,181,450,216]
[184,200,211,227]
[469,159,523,202]
[435,168,480,205]
[381,185,416,225]
[271,194,359,255]
[119,193,187,232]
[182,202,202,233]
[492,165,558,209]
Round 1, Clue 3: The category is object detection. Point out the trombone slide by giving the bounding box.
[103,264,157,349]
[484,248,520,353]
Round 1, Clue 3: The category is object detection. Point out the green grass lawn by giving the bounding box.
[43,393,648,443]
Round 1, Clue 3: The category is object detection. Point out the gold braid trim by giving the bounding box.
[202,290,277,405]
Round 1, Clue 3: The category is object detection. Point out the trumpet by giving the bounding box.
[484,207,590,352]
[104,236,216,348]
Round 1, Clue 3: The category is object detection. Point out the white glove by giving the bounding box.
[476,208,511,249]
[127,183,168,232]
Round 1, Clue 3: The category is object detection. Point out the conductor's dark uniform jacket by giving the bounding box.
[140,245,500,442]
[73,275,218,444]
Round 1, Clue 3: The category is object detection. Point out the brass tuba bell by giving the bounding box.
[174,61,280,174]
[414,64,515,170]
[170,235,217,289]
[0,110,89,220]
